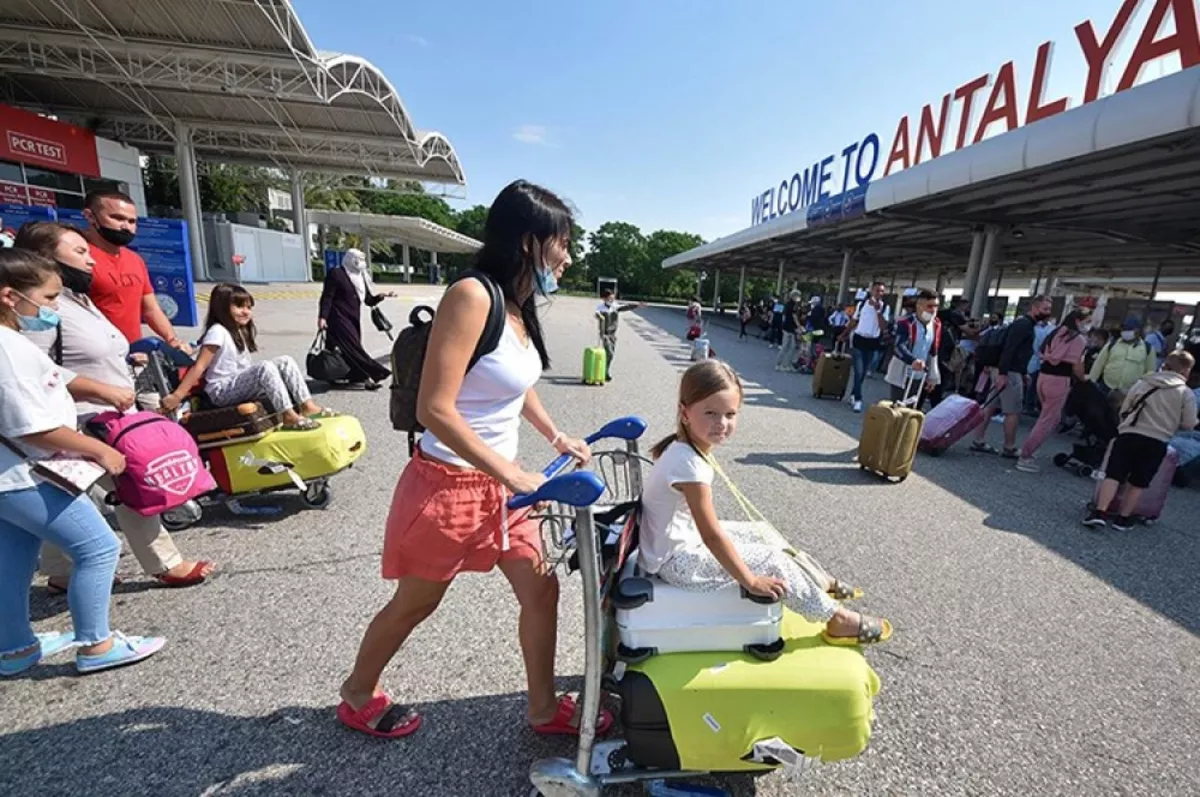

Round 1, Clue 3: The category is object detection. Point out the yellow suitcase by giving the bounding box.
[208,415,366,495]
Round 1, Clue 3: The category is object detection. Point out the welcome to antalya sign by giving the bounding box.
[750,0,1200,226]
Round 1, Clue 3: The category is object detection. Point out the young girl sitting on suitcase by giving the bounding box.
[160,283,334,430]
[639,359,892,646]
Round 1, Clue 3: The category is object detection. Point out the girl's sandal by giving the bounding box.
[822,615,893,647]
[336,694,422,739]
[283,418,321,432]
[530,694,614,737]
[307,408,339,419]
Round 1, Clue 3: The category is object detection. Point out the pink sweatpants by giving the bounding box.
[1020,374,1071,458]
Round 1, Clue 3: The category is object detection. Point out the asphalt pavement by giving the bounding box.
[1,286,1197,797]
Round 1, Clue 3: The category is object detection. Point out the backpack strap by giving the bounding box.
[1121,386,1161,426]
[455,269,506,371]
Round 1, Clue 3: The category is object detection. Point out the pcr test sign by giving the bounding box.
[750,0,1200,225]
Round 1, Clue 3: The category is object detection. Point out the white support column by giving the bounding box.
[402,244,412,284]
[712,268,720,310]
[837,250,853,305]
[776,259,785,295]
[1045,269,1060,296]
[970,228,1000,318]
[737,264,746,307]
[362,235,372,270]
[174,122,207,281]
[935,271,946,296]
[430,250,439,284]
[290,170,310,276]
[961,228,985,303]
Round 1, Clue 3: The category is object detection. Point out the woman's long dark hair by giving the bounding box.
[472,180,574,369]
[204,283,257,353]
[1043,307,1092,353]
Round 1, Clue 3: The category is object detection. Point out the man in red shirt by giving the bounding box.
[82,190,190,351]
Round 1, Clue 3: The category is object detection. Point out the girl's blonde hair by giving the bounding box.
[651,359,744,459]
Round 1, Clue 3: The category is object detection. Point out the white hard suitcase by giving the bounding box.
[690,338,710,361]
[612,549,784,662]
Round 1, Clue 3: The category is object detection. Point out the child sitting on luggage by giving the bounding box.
[639,359,892,646]
[160,283,334,430]
[1084,351,1198,531]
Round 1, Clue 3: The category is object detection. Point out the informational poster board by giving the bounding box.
[57,208,198,327]
[0,203,55,247]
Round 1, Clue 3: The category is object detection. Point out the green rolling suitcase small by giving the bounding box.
[583,346,607,385]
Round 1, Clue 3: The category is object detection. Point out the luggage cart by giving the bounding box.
[514,416,716,796]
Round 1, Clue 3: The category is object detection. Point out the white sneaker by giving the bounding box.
[853,400,864,413]
[1016,457,1040,473]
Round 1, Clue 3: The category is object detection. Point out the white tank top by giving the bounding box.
[420,321,543,467]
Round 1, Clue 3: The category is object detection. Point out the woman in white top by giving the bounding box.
[338,180,601,740]
[15,222,214,590]
[0,249,165,677]
[161,283,332,430]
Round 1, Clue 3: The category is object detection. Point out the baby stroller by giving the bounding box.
[1053,380,1119,478]
[518,417,880,796]
[131,338,367,529]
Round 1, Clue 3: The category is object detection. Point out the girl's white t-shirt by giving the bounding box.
[0,326,80,493]
[200,324,253,393]
[638,440,714,574]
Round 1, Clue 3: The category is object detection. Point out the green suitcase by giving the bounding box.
[583,346,607,385]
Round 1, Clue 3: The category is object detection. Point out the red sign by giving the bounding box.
[882,0,1200,176]
[0,180,27,204]
[0,104,100,178]
[27,187,56,208]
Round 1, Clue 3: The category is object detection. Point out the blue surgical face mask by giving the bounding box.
[15,292,61,332]
[536,264,559,295]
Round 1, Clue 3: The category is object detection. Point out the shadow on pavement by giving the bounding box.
[0,699,763,797]
[628,306,1200,636]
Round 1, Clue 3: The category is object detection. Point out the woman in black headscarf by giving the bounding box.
[317,248,393,390]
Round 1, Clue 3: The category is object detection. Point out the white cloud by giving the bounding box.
[402,34,431,48]
[513,124,550,146]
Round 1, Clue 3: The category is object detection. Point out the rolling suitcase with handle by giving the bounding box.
[812,341,851,399]
[1091,442,1179,522]
[858,372,926,482]
[583,346,607,385]
[919,391,997,456]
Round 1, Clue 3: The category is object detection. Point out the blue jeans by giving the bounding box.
[0,483,119,654]
[852,345,874,401]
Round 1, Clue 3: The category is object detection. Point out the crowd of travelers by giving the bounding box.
[734,282,1200,524]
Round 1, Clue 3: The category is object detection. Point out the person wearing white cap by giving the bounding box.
[317,248,396,390]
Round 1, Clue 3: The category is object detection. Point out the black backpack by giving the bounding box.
[389,270,506,456]
[976,325,1008,368]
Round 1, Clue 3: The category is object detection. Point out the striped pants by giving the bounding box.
[207,356,311,413]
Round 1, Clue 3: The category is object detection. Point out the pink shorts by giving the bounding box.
[382,452,542,582]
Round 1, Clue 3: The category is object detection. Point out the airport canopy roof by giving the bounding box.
[306,209,482,254]
[664,67,1200,292]
[0,0,464,184]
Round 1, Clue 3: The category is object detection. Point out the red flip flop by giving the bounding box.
[531,694,614,737]
[154,561,215,588]
[337,694,422,739]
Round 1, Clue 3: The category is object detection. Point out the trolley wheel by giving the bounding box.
[1078,466,1094,480]
[928,446,945,457]
[302,480,332,509]
[616,643,655,664]
[1053,452,1070,468]
[161,500,202,532]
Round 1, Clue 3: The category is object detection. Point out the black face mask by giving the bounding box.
[96,226,135,247]
[58,263,93,295]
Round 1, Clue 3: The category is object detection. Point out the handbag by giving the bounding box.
[371,306,395,341]
[0,434,106,496]
[306,330,351,383]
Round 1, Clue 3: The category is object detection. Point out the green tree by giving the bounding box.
[585,222,647,294]
[643,229,705,299]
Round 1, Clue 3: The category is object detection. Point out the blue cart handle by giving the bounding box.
[508,416,647,510]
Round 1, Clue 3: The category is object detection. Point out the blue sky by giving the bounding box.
[292,0,1179,243]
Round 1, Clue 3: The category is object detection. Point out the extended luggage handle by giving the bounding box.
[508,416,648,510]
[896,369,929,408]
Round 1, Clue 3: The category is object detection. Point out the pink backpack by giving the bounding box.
[88,411,216,516]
